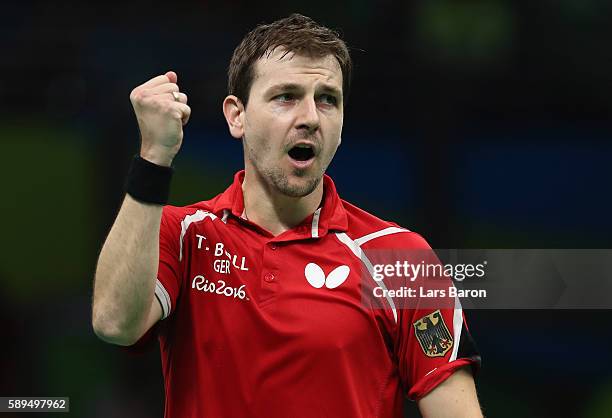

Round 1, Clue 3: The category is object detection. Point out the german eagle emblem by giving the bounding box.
[413,310,454,357]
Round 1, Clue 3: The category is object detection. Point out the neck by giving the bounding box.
[242,170,324,237]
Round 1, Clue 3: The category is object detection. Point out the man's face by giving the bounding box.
[240,48,344,198]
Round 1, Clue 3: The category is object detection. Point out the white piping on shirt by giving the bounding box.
[311,208,322,238]
[354,226,410,246]
[221,209,230,224]
[334,232,398,323]
[179,210,217,261]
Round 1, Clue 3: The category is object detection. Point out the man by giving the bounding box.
[92,14,482,418]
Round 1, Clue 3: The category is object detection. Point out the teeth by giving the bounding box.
[295,144,312,149]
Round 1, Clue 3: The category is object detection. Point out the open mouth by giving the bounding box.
[288,144,315,161]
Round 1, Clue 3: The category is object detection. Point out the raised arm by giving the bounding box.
[92,71,191,346]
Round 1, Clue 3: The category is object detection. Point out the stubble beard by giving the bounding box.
[244,131,338,198]
[265,165,322,198]
[244,143,323,198]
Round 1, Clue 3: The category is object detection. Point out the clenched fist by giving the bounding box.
[130,71,191,167]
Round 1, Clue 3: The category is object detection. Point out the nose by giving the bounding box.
[295,97,320,134]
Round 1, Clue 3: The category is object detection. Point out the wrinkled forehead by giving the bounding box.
[252,48,343,92]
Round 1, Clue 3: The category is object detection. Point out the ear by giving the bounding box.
[222,95,245,139]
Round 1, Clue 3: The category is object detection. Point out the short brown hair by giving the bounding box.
[228,14,352,107]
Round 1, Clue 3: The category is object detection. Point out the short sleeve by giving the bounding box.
[154,206,184,320]
[391,234,481,400]
[397,305,481,400]
[362,229,481,401]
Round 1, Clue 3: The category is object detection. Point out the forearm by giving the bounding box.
[92,71,188,345]
[92,194,162,345]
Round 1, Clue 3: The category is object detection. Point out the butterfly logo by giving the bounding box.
[304,263,350,289]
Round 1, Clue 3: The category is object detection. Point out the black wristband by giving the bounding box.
[125,155,174,205]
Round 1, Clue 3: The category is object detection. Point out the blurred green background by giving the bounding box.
[1,0,611,417]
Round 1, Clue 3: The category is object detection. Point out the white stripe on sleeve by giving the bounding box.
[449,295,463,362]
[155,279,172,319]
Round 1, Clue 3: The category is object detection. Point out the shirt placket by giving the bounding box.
[259,240,281,304]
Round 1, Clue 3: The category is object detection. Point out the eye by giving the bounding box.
[318,94,338,106]
[274,93,295,103]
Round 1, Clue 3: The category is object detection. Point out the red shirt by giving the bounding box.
[152,171,480,418]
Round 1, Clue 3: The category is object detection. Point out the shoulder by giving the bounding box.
[160,194,222,229]
[340,199,432,250]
